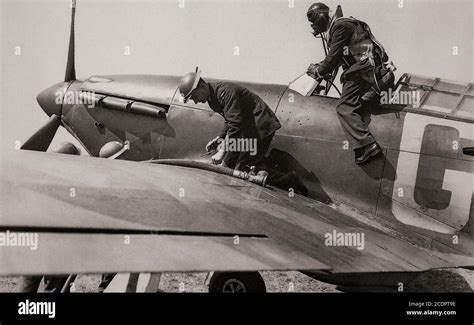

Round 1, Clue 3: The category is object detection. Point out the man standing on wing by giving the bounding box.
[306,3,395,164]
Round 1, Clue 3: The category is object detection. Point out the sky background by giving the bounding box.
[1,0,472,154]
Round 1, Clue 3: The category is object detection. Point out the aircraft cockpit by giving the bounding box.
[291,71,473,122]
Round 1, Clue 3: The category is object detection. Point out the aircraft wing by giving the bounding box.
[1,150,472,275]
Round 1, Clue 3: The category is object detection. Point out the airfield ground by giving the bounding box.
[1,269,473,292]
[0,272,339,293]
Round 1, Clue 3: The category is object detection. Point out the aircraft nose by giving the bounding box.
[36,82,69,117]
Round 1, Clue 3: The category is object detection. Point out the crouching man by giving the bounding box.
[178,68,281,171]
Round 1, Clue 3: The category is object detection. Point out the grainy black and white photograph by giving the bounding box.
[0,0,473,321]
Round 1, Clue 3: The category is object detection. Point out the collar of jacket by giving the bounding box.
[327,16,347,44]
[207,82,223,114]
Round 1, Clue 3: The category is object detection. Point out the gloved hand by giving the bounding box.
[307,63,320,79]
[211,149,226,165]
[206,136,223,152]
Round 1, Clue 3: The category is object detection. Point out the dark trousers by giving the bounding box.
[225,132,275,171]
[336,79,375,150]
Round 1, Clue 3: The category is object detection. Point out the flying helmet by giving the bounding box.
[307,3,331,35]
[179,67,201,103]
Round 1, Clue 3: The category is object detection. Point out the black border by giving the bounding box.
[0,293,472,321]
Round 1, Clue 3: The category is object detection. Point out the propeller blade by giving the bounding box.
[64,0,76,82]
[21,115,61,152]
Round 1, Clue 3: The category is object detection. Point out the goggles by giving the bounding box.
[307,8,330,22]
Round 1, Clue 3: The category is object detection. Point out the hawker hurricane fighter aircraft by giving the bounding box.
[1,1,472,293]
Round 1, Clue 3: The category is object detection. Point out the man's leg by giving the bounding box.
[223,150,240,170]
[234,132,274,171]
[336,79,374,149]
[254,132,275,165]
[336,79,382,163]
